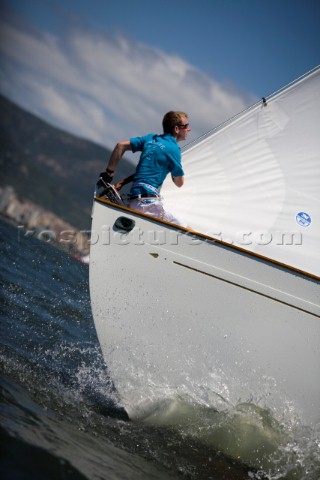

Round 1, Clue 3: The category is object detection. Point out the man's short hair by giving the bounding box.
[162,111,188,135]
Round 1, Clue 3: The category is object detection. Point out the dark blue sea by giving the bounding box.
[1,218,319,480]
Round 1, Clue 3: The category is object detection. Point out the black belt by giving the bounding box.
[129,194,158,200]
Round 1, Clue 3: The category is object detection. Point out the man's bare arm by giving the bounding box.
[172,175,184,187]
[107,140,132,173]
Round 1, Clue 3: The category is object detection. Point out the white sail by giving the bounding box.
[162,67,320,277]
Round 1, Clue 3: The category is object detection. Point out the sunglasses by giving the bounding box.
[177,123,189,129]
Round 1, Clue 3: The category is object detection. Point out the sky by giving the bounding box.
[0,0,319,152]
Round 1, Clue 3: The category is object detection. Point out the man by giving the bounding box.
[100,111,191,226]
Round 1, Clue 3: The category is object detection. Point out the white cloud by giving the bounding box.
[0,18,256,151]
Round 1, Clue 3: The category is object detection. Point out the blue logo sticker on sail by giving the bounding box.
[296,212,311,227]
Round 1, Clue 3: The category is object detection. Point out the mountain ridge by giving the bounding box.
[0,94,133,230]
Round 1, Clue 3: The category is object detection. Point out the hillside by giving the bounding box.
[0,95,133,229]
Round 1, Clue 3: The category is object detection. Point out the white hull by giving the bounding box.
[89,199,320,428]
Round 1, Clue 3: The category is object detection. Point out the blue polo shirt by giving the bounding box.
[129,133,184,196]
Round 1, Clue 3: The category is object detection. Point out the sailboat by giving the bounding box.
[89,67,320,439]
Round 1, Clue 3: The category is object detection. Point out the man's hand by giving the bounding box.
[113,180,124,191]
[114,174,135,191]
